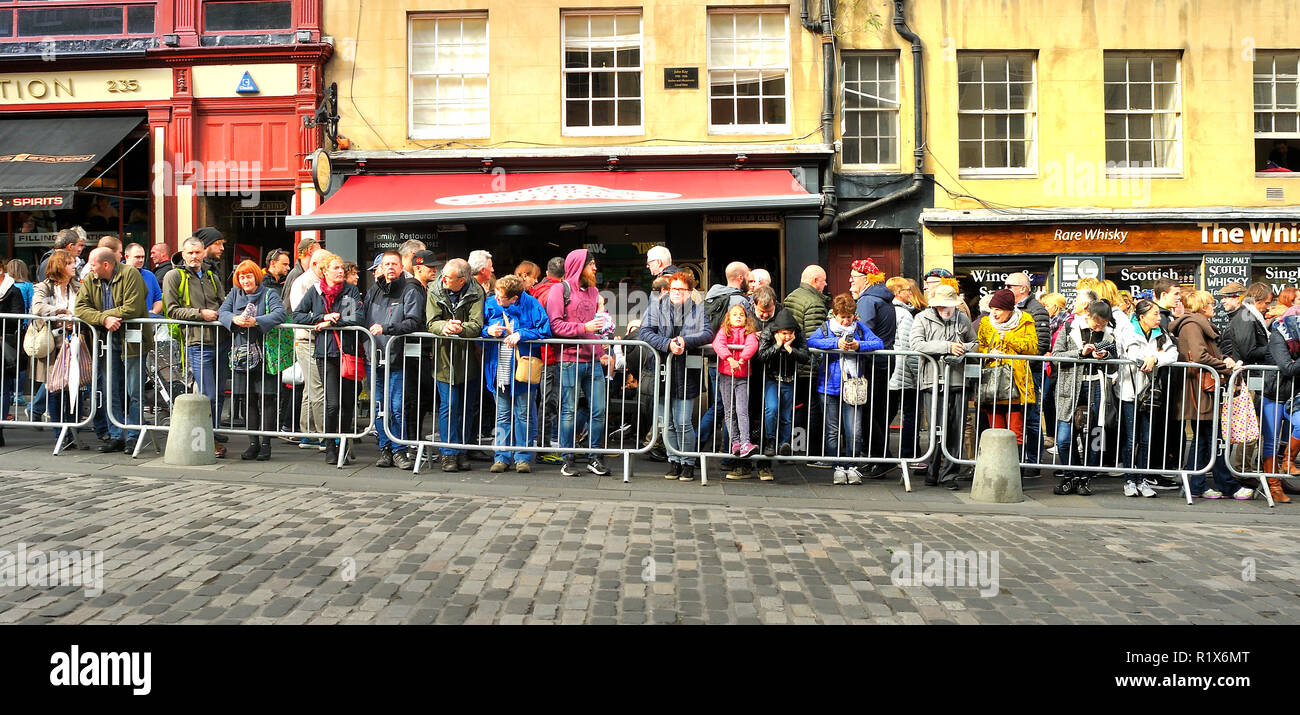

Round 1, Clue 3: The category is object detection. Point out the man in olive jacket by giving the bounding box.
[426,258,485,471]
[163,235,229,455]
[75,247,150,453]
[782,264,832,459]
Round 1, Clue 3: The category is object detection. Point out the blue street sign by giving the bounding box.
[236,71,259,94]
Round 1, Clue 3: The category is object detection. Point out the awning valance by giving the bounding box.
[0,116,142,212]
[286,169,820,229]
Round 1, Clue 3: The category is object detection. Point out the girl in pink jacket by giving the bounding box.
[713,304,760,457]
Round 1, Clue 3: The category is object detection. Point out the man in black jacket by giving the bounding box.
[366,251,425,469]
[1005,272,1050,476]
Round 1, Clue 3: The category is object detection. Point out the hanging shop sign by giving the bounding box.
[1055,255,1105,305]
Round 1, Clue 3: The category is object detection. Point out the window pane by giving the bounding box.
[710,40,734,67]
[1152,113,1177,140]
[617,99,640,126]
[759,41,785,66]
[615,14,639,37]
[959,140,982,168]
[1255,113,1272,133]
[591,100,615,127]
[1104,114,1125,141]
[957,57,980,83]
[1129,141,1153,166]
[1105,140,1126,165]
[736,97,761,124]
[733,39,762,66]
[589,14,615,41]
[844,138,861,165]
[566,73,590,99]
[759,12,784,39]
[617,72,639,98]
[1255,81,1273,109]
[1152,57,1176,83]
[1104,83,1126,110]
[566,100,589,127]
[411,77,437,100]
[709,13,732,39]
[1278,81,1298,109]
[127,6,154,34]
[463,76,487,99]
[761,73,784,96]
[880,134,896,164]
[590,49,614,69]
[958,83,982,110]
[462,18,486,43]
[412,105,439,128]
[986,141,1009,168]
[983,58,1007,82]
[18,7,122,36]
[1009,113,1026,139]
[736,72,761,96]
[984,115,1006,139]
[958,114,983,141]
[563,15,586,40]
[710,73,735,97]
[711,98,734,124]
[203,1,292,32]
[1104,57,1126,82]
[736,13,760,39]
[1128,114,1152,139]
[1276,113,1298,133]
[592,73,616,98]
[1007,57,1031,82]
[1009,82,1030,110]
[1129,83,1153,110]
[984,83,1009,110]
[1010,140,1028,167]
[1152,140,1176,167]
[762,97,785,124]
[616,48,639,68]
[1128,59,1152,83]
[565,49,589,69]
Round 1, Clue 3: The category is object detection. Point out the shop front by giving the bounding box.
[289,164,825,326]
[923,209,1300,314]
[0,50,329,270]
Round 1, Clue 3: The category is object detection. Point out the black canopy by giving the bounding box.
[0,116,141,212]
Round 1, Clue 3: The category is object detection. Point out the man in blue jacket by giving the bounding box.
[483,274,552,473]
[848,258,896,476]
[366,251,425,469]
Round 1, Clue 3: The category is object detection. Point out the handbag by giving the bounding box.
[333,331,365,381]
[978,362,1020,404]
[229,339,262,371]
[1221,387,1260,444]
[47,333,92,393]
[263,327,295,374]
[23,319,54,358]
[281,362,304,386]
[1198,368,1217,393]
[514,348,544,384]
[841,376,870,406]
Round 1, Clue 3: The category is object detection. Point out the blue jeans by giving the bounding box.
[1118,400,1157,477]
[1186,419,1241,495]
[374,369,405,452]
[823,393,864,468]
[29,383,48,418]
[94,351,141,442]
[494,383,537,464]
[763,379,795,447]
[185,346,221,428]
[1260,396,1300,458]
[1054,381,1105,475]
[697,365,722,450]
[665,397,697,466]
[436,381,465,456]
[559,361,606,461]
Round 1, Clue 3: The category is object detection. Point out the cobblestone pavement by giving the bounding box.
[1,468,1297,625]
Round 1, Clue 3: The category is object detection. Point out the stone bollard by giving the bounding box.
[164,393,216,466]
[970,428,1024,503]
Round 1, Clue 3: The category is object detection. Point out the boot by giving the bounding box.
[1075,475,1093,496]
[240,439,260,460]
[1053,475,1076,495]
[1287,438,1300,476]
[257,437,272,462]
[1268,478,1292,504]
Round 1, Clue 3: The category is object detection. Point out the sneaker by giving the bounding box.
[762,440,776,458]
[809,460,834,469]
[725,465,753,480]
[1148,476,1181,490]
[440,455,457,472]
[375,449,394,468]
[1232,487,1255,501]
[515,461,531,474]
[778,443,792,457]
[678,465,696,482]
[490,461,508,473]
[1123,481,1139,497]
[1201,489,1223,499]
[833,468,848,485]
[561,460,580,477]
[664,463,682,480]
[456,453,471,471]
[298,438,320,449]
[587,458,610,476]
[846,467,863,485]
[540,453,564,464]
[737,442,759,459]
[1045,446,1058,455]
[1139,482,1158,498]
[731,441,742,457]
[757,467,775,482]
[391,451,414,470]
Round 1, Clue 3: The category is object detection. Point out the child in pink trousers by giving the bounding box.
[713,304,760,457]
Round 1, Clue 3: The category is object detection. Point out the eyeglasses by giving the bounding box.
[1004,283,1028,289]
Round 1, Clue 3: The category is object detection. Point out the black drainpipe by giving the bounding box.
[803,0,837,236]
[819,0,925,242]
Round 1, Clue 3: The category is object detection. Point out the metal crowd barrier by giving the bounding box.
[382,334,662,482]
[660,349,940,489]
[942,353,1224,503]
[2,312,100,455]
[106,317,377,468]
[1224,365,1300,508]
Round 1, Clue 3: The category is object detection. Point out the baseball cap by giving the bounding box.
[411,250,438,267]
[368,254,384,271]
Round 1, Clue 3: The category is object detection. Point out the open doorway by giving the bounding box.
[705,228,781,293]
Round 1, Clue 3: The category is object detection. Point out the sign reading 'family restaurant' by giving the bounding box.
[954,222,1300,254]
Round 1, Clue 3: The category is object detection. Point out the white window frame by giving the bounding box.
[561,10,644,137]
[707,8,791,135]
[408,12,490,140]
[841,52,902,170]
[1103,52,1183,178]
[956,52,1038,178]
[1254,51,1300,177]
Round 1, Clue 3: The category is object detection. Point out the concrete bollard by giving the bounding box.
[971,428,1024,503]
[164,393,216,466]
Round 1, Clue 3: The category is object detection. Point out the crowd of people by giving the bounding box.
[2,227,1299,505]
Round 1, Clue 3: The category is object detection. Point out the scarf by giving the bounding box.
[1278,316,1300,359]
[1244,302,1268,332]
[320,277,343,312]
[827,320,860,380]
[989,308,1022,333]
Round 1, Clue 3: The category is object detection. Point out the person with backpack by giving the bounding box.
[545,248,613,477]
[163,235,229,458]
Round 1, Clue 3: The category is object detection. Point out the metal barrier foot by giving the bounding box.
[131,428,150,459]
[336,439,348,469]
[53,426,71,456]
[622,452,630,484]
[900,462,912,492]
[1181,472,1194,505]
[700,456,707,487]
[413,445,425,475]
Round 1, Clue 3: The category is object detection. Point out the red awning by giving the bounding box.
[286,169,820,229]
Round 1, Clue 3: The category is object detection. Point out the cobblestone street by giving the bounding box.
[2,464,1297,625]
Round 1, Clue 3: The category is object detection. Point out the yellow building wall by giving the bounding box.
[835,0,1300,270]
[321,0,827,150]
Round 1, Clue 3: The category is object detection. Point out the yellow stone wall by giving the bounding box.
[321,0,827,150]
[834,0,1300,269]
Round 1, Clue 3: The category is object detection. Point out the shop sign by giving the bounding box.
[1258,264,1300,295]
[365,229,439,253]
[962,265,1049,300]
[704,212,780,225]
[1110,263,1200,297]
[233,200,288,212]
[0,69,172,105]
[954,222,1300,254]
[0,193,72,211]
[11,231,58,247]
[1056,255,1105,305]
